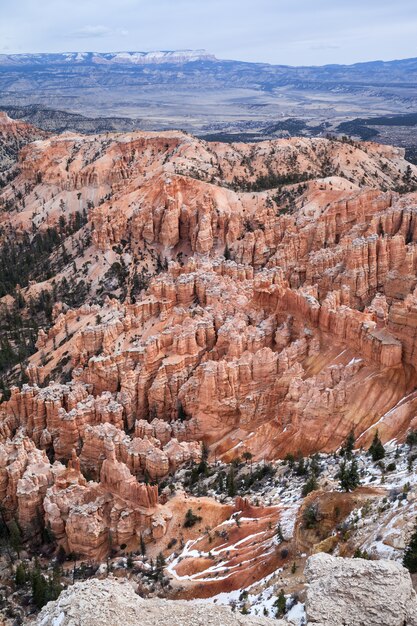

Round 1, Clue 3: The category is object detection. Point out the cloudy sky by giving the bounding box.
[1,0,417,66]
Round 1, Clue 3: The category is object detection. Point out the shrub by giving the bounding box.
[184,508,202,528]
[368,431,385,462]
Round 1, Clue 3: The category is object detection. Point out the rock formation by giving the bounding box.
[35,554,417,626]
[2,123,417,568]
[305,552,417,626]
[35,577,282,626]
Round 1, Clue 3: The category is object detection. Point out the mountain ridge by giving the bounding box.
[0,49,217,66]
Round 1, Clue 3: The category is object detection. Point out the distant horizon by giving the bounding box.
[2,0,416,67]
[1,48,417,69]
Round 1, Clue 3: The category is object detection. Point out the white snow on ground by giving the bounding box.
[169,438,417,621]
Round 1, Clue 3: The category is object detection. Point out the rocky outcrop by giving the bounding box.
[0,111,47,171]
[35,577,281,626]
[0,431,55,535]
[305,553,417,626]
[43,446,169,561]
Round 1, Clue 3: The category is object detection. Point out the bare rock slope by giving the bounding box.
[305,553,417,626]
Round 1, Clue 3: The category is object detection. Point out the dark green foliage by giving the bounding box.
[56,545,66,565]
[337,458,361,492]
[184,508,202,528]
[15,563,26,586]
[303,503,322,529]
[8,519,22,559]
[340,429,355,459]
[276,523,284,543]
[156,551,166,570]
[239,463,275,493]
[234,171,313,192]
[368,430,385,462]
[403,519,417,573]
[353,547,371,559]
[31,561,62,609]
[309,454,321,477]
[41,522,55,545]
[295,455,307,477]
[0,212,87,297]
[274,589,286,617]
[226,465,237,497]
[130,268,150,300]
[284,453,295,469]
[406,430,417,448]
[302,473,318,497]
[242,451,253,465]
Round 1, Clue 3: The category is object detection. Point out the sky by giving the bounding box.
[1,0,417,66]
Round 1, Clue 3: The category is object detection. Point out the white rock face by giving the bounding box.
[305,552,417,626]
[36,577,282,626]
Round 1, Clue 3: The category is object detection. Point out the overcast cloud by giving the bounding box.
[1,0,416,66]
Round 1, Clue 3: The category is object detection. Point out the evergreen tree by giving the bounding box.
[302,473,318,497]
[274,589,286,617]
[226,465,237,497]
[404,520,417,573]
[368,430,385,462]
[406,430,417,448]
[184,508,202,528]
[340,429,355,459]
[9,519,22,559]
[15,562,26,586]
[310,453,321,477]
[31,565,48,609]
[295,455,307,477]
[276,523,284,543]
[156,551,166,570]
[337,458,361,492]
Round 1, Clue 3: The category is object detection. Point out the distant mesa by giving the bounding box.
[0,50,218,66]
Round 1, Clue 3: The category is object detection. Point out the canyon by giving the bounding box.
[1,111,417,621]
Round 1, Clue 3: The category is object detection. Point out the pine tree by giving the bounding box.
[156,551,166,570]
[276,523,284,543]
[337,458,360,492]
[9,519,22,559]
[368,430,385,462]
[404,520,417,573]
[310,453,321,477]
[302,473,318,497]
[340,429,355,459]
[274,589,286,617]
[184,508,202,528]
[15,562,26,586]
[406,430,417,448]
[31,565,47,609]
[295,455,307,477]
[226,465,237,497]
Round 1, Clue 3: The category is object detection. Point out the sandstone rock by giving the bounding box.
[305,553,417,626]
[35,577,281,626]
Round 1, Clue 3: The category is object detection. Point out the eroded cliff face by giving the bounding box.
[0,111,48,172]
[1,125,417,562]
